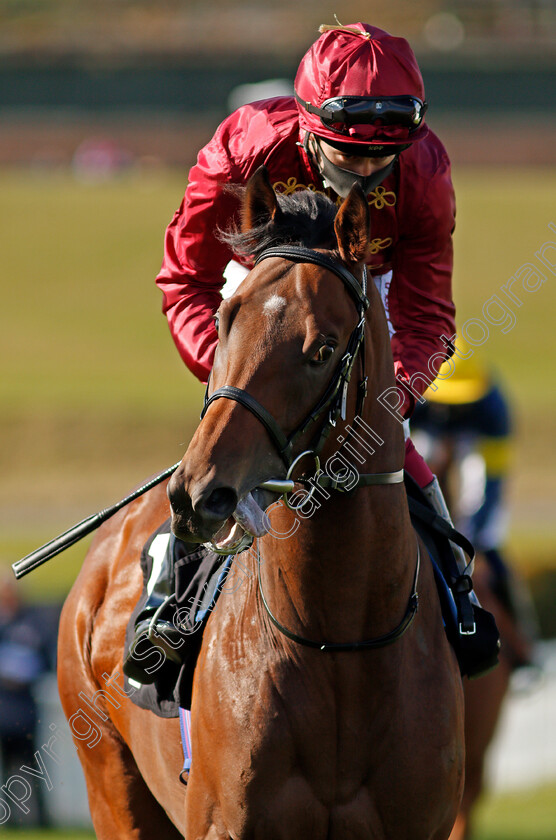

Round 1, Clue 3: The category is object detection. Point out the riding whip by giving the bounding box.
[11,462,181,580]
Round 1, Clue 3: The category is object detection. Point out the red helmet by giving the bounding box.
[295,23,428,147]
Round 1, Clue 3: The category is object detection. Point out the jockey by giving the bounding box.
[411,343,538,665]
[127,23,472,676]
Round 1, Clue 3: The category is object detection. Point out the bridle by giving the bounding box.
[201,245,419,651]
[201,245,404,509]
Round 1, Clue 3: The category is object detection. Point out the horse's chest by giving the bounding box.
[205,651,405,796]
[193,608,463,839]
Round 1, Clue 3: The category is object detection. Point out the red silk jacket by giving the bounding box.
[156,96,456,405]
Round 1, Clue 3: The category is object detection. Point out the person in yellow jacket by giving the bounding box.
[411,339,538,666]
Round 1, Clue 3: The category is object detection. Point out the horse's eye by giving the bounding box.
[310,343,335,365]
[213,313,220,333]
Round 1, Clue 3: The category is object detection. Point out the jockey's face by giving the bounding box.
[317,139,396,177]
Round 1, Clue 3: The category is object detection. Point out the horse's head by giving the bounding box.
[168,166,396,549]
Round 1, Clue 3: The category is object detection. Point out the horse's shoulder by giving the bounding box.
[61,481,171,675]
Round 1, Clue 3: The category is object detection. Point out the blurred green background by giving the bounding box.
[1,166,554,612]
[2,779,556,839]
[0,0,555,836]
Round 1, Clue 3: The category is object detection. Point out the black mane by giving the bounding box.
[219,188,338,258]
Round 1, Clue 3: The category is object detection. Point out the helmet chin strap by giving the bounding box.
[305,134,397,198]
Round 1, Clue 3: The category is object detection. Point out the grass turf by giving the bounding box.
[0,162,555,833]
[1,783,555,838]
[1,166,555,602]
[472,783,556,839]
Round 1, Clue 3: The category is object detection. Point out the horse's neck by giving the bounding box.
[260,486,414,650]
[258,284,417,645]
[259,377,414,645]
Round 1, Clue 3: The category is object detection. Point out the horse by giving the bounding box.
[447,559,513,840]
[419,434,529,840]
[58,166,465,839]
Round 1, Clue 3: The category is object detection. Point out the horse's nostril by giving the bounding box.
[198,487,238,521]
[167,475,187,515]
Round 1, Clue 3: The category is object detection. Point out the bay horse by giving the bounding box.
[58,167,465,839]
[447,560,512,840]
[417,434,530,840]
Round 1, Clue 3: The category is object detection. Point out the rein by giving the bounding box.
[201,246,404,505]
[257,540,420,652]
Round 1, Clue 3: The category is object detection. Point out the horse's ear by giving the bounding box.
[242,166,282,232]
[334,183,370,264]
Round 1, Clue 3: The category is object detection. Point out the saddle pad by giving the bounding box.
[123,519,232,717]
[403,473,467,651]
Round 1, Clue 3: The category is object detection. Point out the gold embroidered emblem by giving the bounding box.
[368,186,396,209]
[368,237,393,255]
[273,177,322,196]
[273,179,396,211]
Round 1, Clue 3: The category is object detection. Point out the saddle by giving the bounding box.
[122,528,231,716]
[403,473,500,679]
[122,478,500,719]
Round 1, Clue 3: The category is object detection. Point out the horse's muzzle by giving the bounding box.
[167,470,274,550]
[167,473,236,541]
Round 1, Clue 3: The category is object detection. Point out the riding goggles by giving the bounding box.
[296,93,427,136]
